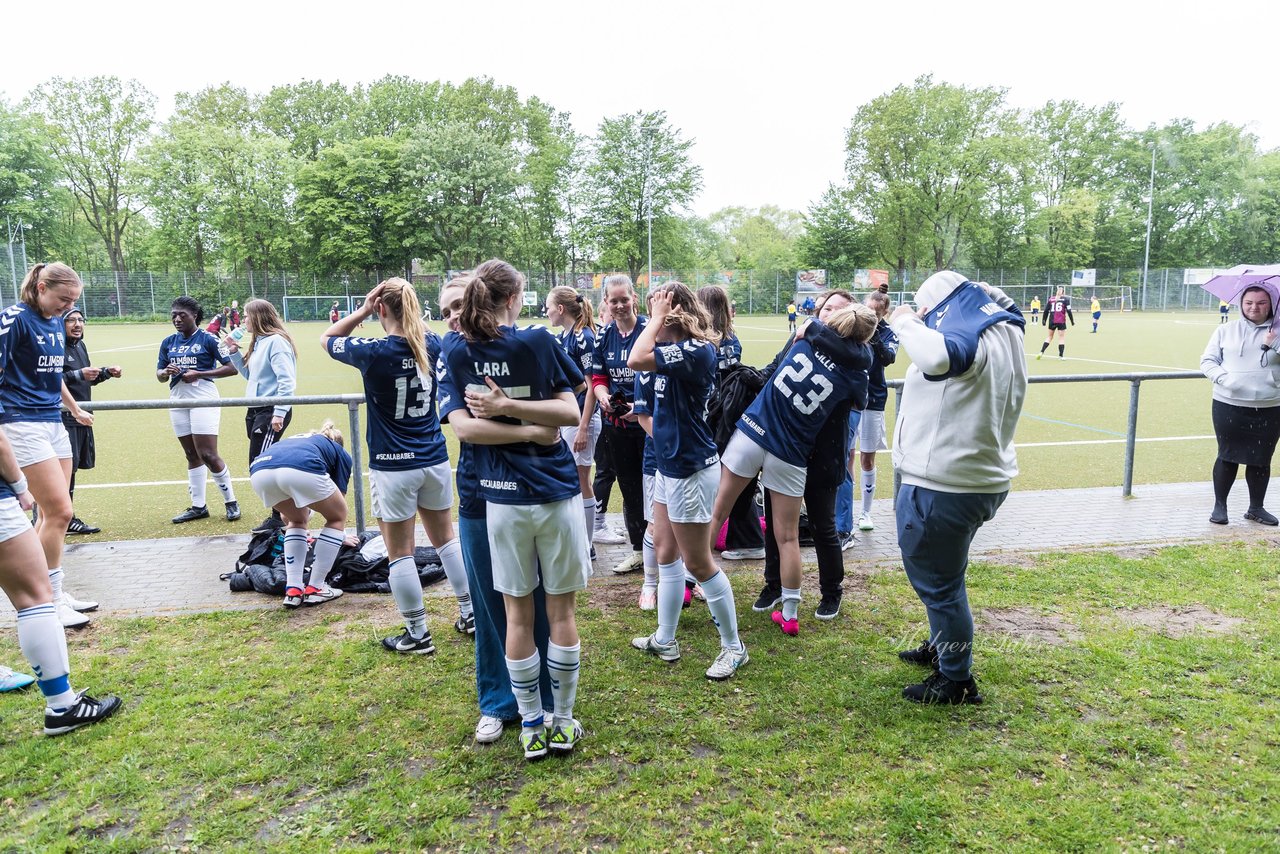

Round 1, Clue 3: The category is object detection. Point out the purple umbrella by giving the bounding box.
[1201,264,1280,328]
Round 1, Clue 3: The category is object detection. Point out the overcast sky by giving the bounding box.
[5,0,1275,217]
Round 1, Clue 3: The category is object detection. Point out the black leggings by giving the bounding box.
[724,475,763,549]
[762,482,842,597]
[1213,458,1271,508]
[598,423,647,550]
[246,406,292,465]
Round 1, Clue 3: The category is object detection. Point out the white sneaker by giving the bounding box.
[638,585,657,611]
[720,547,765,560]
[705,643,749,681]
[592,527,626,545]
[474,714,504,744]
[631,633,681,662]
[857,513,875,532]
[611,552,644,574]
[62,589,99,612]
[57,602,90,629]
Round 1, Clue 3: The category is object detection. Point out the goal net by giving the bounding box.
[283,295,353,322]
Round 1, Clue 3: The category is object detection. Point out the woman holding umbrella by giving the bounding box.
[1200,272,1280,525]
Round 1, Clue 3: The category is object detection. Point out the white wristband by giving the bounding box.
[7,476,28,495]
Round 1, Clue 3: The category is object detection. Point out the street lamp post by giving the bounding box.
[1141,143,1156,311]
[641,122,657,290]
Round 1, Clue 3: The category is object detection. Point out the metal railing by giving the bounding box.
[81,370,1208,537]
[890,370,1204,498]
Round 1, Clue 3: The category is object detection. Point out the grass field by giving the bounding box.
[63,309,1223,540]
[2,541,1277,850]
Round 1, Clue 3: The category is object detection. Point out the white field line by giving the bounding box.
[76,438,1215,491]
[95,343,167,354]
[1026,353,1198,372]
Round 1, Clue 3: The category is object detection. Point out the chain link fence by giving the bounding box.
[0,256,1236,319]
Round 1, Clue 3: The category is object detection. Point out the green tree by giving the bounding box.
[0,99,60,263]
[26,76,155,274]
[585,110,702,282]
[1223,148,1280,262]
[512,98,580,283]
[401,120,517,270]
[259,80,356,160]
[846,76,1014,277]
[794,186,873,281]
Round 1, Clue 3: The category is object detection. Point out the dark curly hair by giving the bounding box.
[170,296,204,324]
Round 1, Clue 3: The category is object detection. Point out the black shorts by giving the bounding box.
[1047,321,1067,331]
[64,422,96,471]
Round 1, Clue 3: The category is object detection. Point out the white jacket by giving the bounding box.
[1200,317,1280,407]
[891,272,1028,494]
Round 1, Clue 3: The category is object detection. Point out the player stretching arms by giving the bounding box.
[440,258,590,760]
[709,303,875,638]
[2,264,99,627]
[629,283,748,680]
[247,422,352,609]
[1037,287,1074,360]
[322,279,473,654]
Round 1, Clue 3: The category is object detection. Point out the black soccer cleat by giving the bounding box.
[172,505,209,524]
[66,517,101,535]
[898,639,940,669]
[43,691,123,736]
[902,671,983,706]
[381,629,436,655]
[225,501,241,522]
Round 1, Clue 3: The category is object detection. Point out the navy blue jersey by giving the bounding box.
[157,328,231,391]
[326,333,448,471]
[921,282,1025,380]
[250,433,353,495]
[0,304,66,423]
[558,324,597,410]
[738,320,871,466]
[716,333,743,374]
[865,320,899,411]
[651,340,719,477]
[632,371,658,476]
[438,326,579,506]
[591,316,648,431]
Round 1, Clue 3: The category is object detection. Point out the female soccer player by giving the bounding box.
[1,263,98,627]
[323,279,473,653]
[158,296,241,525]
[439,258,590,760]
[0,404,121,733]
[248,421,351,609]
[629,283,749,680]
[591,276,649,574]
[546,286,601,550]
[223,299,297,529]
[709,301,877,636]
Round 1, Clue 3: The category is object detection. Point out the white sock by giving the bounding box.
[700,570,742,650]
[642,530,657,589]
[48,568,64,603]
[546,640,580,725]
[654,560,685,644]
[861,469,876,515]
[309,528,345,589]
[282,528,308,591]
[388,555,427,637]
[210,466,236,503]
[188,465,208,508]
[505,650,544,724]
[436,538,472,618]
[16,603,75,710]
[781,586,801,621]
[582,496,596,544]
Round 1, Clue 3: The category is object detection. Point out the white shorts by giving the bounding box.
[643,473,656,523]
[0,497,33,544]
[0,421,72,467]
[655,466,718,524]
[250,468,337,510]
[487,496,591,597]
[169,380,221,437]
[856,409,888,453]
[721,430,807,498]
[560,411,602,468]
[369,462,453,522]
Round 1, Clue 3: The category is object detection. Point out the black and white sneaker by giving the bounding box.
[838,531,856,551]
[172,505,209,524]
[43,691,123,736]
[251,516,281,534]
[225,501,241,522]
[381,629,436,655]
[814,594,842,621]
[66,517,101,535]
[751,586,782,613]
[454,612,476,635]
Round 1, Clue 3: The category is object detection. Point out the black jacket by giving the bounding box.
[62,337,111,427]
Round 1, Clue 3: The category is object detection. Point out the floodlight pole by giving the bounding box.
[1141,143,1155,310]
[5,216,16,303]
[641,122,656,290]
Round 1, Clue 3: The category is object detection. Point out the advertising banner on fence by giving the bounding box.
[796,269,827,290]
[1183,268,1221,286]
[1072,269,1097,288]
